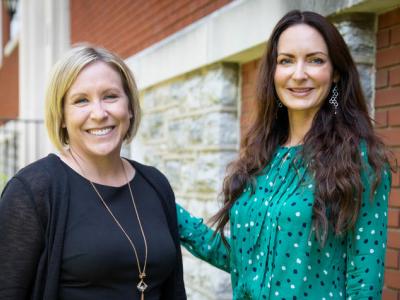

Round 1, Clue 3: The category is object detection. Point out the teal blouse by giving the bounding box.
[177,144,391,300]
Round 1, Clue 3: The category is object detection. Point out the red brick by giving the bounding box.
[386,248,400,269]
[388,229,400,249]
[392,172,400,189]
[242,84,255,99]
[70,0,232,58]
[376,128,400,146]
[388,107,400,126]
[242,70,250,85]
[376,87,400,108]
[390,188,400,208]
[0,45,19,118]
[389,151,400,171]
[377,46,400,68]
[382,287,399,300]
[241,102,256,114]
[241,107,256,118]
[379,8,400,29]
[2,2,11,45]
[378,29,390,48]
[243,75,257,88]
[389,209,400,227]
[242,60,259,85]
[385,269,400,289]
[392,26,400,45]
[389,66,400,86]
[375,110,388,128]
[377,69,389,88]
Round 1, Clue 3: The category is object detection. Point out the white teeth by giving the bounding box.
[88,127,113,136]
[290,88,312,91]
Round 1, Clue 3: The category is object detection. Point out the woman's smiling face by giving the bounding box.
[274,24,337,117]
[63,61,132,160]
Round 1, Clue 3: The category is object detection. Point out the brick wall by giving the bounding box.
[240,59,260,136]
[2,2,10,48]
[0,3,18,119]
[70,0,232,59]
[0,46,19,119]
[375,7,400,300]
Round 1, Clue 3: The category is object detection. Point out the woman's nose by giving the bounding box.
[90,100,108,120]
[292,62,307,81]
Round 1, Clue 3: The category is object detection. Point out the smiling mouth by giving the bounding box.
[87,126,115,136]
[288,88,314,93]
[287,88,314,97]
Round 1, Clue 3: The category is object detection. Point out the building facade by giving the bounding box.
[0,0,399,298]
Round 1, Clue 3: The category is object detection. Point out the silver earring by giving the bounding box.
[329,85,339,115]
[277,100,283,108]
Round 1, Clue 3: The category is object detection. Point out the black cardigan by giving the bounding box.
[0,154,186,300]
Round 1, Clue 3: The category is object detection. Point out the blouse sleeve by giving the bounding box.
[345,149,391,299]
[0,177,44,300]
[176,203,230,272]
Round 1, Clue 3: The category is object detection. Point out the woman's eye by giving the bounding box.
[74,98,88,104]
[310,57,324,64]
[278,58,292,65]
[104,94,118,100]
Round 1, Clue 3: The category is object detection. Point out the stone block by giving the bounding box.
[356,64,374,108]
[142,85,171,110]
[188,151,236,194]
[140,112,165,140]
[205,112,238,146]
[137,62,239,299]
[202,64,238,106]
[168,112,238,150]
[183,253,232,300]
[336,21,375,64]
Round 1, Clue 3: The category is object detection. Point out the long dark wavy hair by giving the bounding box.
[212,10,389,246]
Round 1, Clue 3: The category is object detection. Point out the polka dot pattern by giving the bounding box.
[177,143,391,299]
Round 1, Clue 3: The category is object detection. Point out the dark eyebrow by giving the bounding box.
[307,52,328,57]
[277,52,328,57]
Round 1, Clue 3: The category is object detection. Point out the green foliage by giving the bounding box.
[0,172,9,194]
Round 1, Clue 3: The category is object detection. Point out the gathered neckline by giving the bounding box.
[278,144,303,150]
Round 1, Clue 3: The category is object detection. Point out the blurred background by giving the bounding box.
[0,0,400,298]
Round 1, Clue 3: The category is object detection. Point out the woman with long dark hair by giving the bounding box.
[178,10,391,299]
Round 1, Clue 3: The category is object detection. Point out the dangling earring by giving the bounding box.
[329,85,339,115]
[275,99,283,119]
[275,99,283,120]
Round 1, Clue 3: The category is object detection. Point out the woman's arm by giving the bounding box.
[0,177,44,300]
[176,203,230,272]
[345,154,391,299]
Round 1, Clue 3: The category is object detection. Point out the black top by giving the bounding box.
[0,154,186,300]
[59,163,176,300]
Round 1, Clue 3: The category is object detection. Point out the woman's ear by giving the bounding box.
[333,70,340,84]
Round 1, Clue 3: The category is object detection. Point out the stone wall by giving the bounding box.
[136,63,239,299]
[331,13,376,110]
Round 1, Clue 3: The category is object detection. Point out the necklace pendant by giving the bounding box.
[137,279,148,293]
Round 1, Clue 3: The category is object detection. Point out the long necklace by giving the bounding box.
[69,150,148,300]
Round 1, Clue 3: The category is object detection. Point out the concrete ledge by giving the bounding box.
[126,0,288,90]
[126,0,396,90]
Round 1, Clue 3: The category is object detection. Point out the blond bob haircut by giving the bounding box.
[45,44,141,153]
